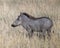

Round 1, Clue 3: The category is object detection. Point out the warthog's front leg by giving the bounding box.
[26,25,33,38]
[28,30,33,38]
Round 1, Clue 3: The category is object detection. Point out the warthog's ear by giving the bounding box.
[20,12,23,15]
[20,12,27,15]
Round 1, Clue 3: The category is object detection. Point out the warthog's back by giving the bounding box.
[29,17,53,32]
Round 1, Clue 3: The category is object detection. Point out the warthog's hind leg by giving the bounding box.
[42,29,46,40]
[47,29,51,40]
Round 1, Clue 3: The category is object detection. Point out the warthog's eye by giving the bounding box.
[18,16,20,18]
[17,16,21,20]
[17,18,20,20]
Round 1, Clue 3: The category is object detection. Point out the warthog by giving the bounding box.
[11,12,53,39]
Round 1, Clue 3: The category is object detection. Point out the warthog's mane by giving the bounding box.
[21,12,51,20]
[22,12,36,20]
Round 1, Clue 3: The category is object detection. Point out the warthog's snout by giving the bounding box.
[11,24,17,27]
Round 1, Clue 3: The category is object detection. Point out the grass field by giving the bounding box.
[0,0,60,48]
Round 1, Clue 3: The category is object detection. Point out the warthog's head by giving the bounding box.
[11,12,30,27]
[11,15,22,27]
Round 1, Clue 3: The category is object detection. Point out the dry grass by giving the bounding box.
[0,0,60,48]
